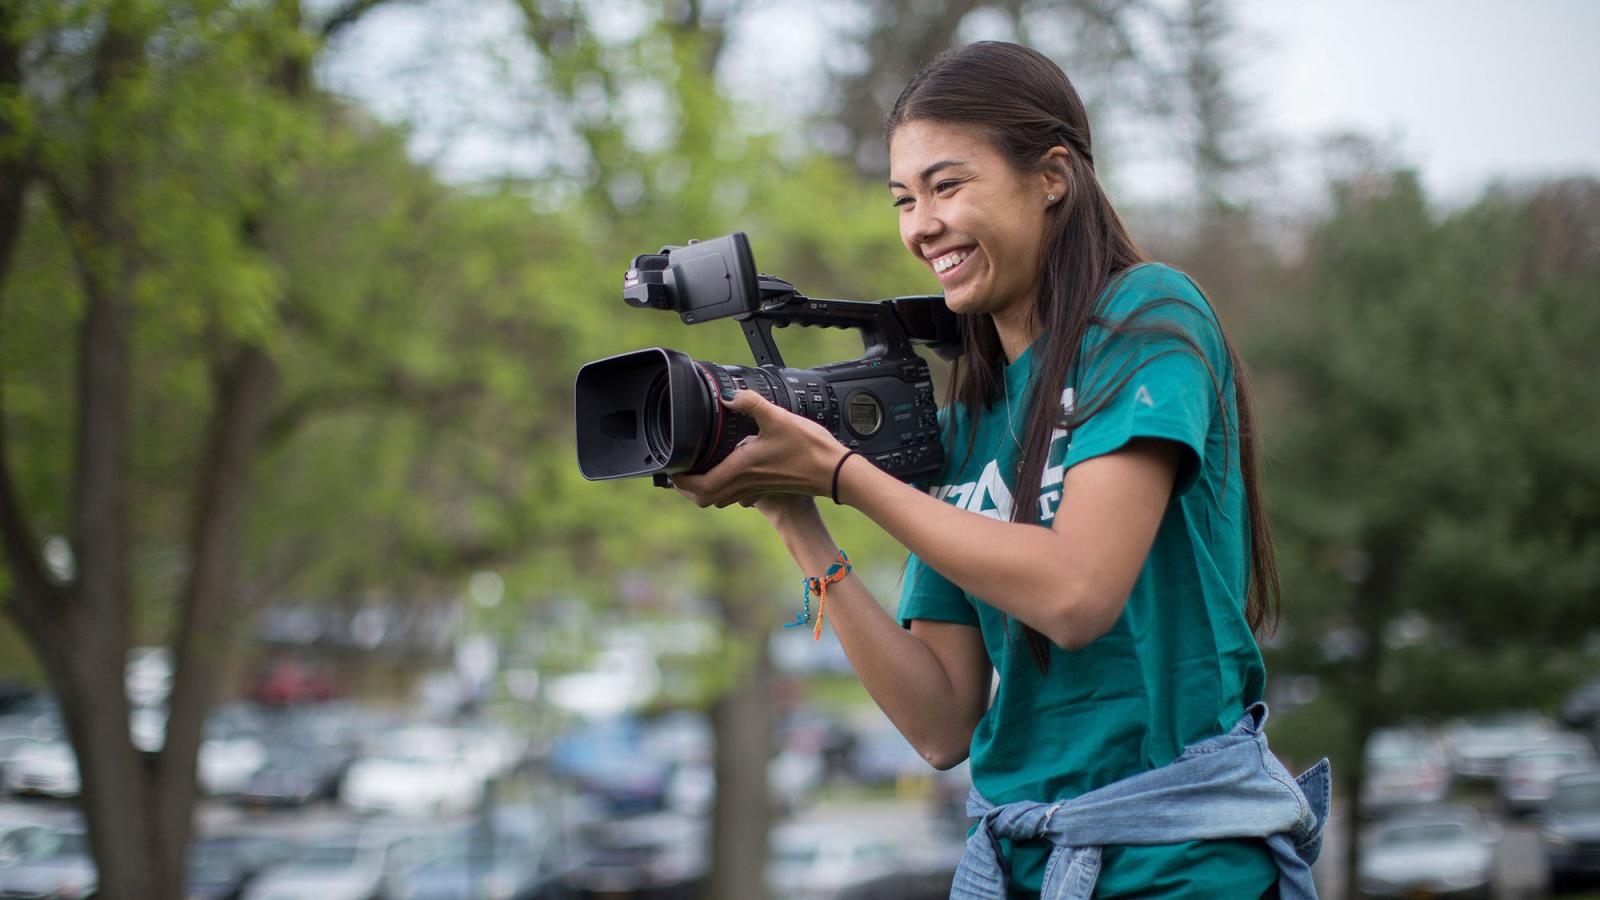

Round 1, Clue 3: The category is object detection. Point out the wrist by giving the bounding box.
[763,495,822,531]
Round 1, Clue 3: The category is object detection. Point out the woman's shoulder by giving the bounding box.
[1089,262,1227,359]
[1103,262,1211,314]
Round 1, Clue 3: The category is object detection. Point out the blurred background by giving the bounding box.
[0,0,1597,898]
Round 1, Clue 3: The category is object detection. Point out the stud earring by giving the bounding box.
[1046,193,1057,202]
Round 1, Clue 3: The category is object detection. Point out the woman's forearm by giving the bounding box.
[837,458,1091,648]
[769,504,986,767]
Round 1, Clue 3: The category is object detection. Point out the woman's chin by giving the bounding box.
[942,289,988,317]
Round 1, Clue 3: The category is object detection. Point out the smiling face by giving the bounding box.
[889,119,1060,339]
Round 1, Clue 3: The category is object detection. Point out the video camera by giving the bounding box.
[574,232,961,487]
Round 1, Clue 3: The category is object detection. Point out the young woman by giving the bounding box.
[673,41,1327,899]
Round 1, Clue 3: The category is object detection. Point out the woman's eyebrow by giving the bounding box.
[887,158,968,189]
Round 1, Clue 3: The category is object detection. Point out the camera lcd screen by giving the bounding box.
[846,392,883,437]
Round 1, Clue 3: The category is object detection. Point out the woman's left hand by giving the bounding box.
[672,390,847,509]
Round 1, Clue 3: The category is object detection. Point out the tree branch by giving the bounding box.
[0,2,59,610]
[319,0,398,40]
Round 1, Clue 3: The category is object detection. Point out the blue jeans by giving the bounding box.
[951,703,1330,900]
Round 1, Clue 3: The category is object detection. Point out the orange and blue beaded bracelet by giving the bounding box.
[783,549,851,640]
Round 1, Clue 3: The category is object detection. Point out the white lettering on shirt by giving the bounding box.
[926,397,1078,523]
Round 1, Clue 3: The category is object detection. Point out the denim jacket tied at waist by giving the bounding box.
[952,703,1331,900]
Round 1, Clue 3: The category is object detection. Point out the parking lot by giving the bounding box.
[3,662,1600,898]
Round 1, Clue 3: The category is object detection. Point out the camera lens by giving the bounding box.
[643,371,674,463]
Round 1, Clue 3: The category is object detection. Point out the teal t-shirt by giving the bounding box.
[896,263,1276,897]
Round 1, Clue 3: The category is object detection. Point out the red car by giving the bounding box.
[248,659,343,706]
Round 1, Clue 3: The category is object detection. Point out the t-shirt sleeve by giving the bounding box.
[1062,266,1230,494]
[896,549,978,628]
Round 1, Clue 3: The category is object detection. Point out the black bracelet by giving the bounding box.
[831,450,859,506]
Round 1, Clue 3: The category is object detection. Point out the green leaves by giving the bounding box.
[1261,172,1600,717]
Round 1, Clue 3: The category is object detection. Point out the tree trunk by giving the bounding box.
[1342,552,1393,897]
[152,345,279,886]
[706,541,775,900]
[1,2,368,896]
[0,7,168,895]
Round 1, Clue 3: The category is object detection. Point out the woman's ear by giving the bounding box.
[1040,145,1072,203]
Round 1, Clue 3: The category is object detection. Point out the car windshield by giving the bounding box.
[41,833,87,858]
[1379,823,1469,846]
[1370,753,1426,771]
[771,842,818,866]
[293,843,363,868]
[1552,782,1600,810]
[1519,750,1586,769]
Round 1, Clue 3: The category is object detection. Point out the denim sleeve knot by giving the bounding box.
[951,703,1330,900]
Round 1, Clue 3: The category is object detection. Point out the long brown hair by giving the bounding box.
[887,42,1279,671]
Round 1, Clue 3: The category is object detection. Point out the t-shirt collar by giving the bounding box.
[1004,342,1038,397]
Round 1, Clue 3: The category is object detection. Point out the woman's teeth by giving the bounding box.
[934,249,971,274]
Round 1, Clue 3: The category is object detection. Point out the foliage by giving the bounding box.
[1256,171,1600,771]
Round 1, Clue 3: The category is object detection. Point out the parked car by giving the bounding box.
[125,645,173,707]
[1361,728,1452,813]
[663,747,824,819]
[388,822,573,900]
[2,739,79,798]
[0,695,60,743]
[1445,711,1558,781]
[767,821,911,900]
[249,658,343,707]
[1539,771,1600,886]
[186,833,298,900]
[239,748,350,809]
[928,760,975,839]
[565,811,705,898]
[0,683,38,715]
[199,734,269,798]
[242,828,436,900]
[1356,805,1498,899]
[342,728,486,818]
[850,722,931,788]
[1498,736,1599,814]
[1562,676,1600,729]
[0,827,96,899]
[548,718,674,814]
[0,820,54,868]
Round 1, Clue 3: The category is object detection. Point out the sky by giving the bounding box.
[1234,0,1600,203]
[322,0,1600,207]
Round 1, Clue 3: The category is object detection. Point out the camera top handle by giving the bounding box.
[741,277,961,369]
[622,231,962,368]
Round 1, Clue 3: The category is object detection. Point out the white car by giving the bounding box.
[1357,806,1498,899]
[0,827,96,899]
[1361,728,1452,812]
[199,736,267,796]
[3,740,79,798]
[455,723,528,783]
[342,728,484,818]
[243,831,433,900]
[1445,711,1558,780]
[767,821,910,900]
[664,749,825,817]
[1498,736,1598,813]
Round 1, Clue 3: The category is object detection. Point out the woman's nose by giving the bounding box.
[905,203,944,245]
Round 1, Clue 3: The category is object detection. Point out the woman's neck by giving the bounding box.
[991,304,1037,365]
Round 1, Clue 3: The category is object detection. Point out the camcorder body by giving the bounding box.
[574,232,962,488]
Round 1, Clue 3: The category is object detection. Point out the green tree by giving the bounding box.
[1257,172,1600,886]
[2,3,936,897]
[0,1,559,893]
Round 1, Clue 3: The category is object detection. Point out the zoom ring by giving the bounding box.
[700,366,791,471]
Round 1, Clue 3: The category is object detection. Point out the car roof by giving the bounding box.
[1373,805,1484,830]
